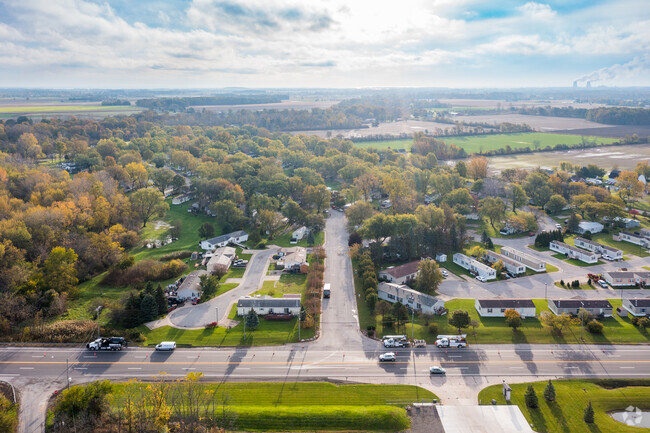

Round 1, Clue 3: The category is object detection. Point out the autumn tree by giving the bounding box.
[303,184,331,213]
[130,187,169,227]
[40,247,78,294]
[479,196,506,229]
[504,309,522,330]
[524,172,553,207]
[467,156,489,180]
[448,310,471,334]
[125,162,149,190]
[506,183,528,213]
[258,210,284,239]
[540,311,575,335]
[417,258,443,295]
[617,170,644,204]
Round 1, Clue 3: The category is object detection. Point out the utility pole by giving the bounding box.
[544,283,548,300]
[409,295,415,340]
[580,302,584,341]
[215,307,219,326]
[298,312,301,341]
[66,358,70,390]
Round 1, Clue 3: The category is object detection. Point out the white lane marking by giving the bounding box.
[31,355,44,358]
[620,367,635,369]
[448,355,463,358]
[20,367,34,370]
[127,367,142,370]
[74,367,88,370]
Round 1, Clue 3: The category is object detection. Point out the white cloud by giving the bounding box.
[517,2,556,21]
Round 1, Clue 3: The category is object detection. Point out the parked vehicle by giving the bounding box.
[155,341,176,351]
[429,366,446,374]
[475,275,487,282]
[598,279,608,288]
[87,337,127,351]
[434,335,467,348]
[413,339,427,348]
[441,270,448,277]
[383,339,396,348]
[323,283,331,299]
[555,223,562,229]
[379,352,396,362]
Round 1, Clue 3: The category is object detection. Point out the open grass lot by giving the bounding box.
[255,273,307,299]
[139,303,315,346]
[441,132,617,154]
[354,289,650,344]
[478,379,650,433]
[106,382,436,432]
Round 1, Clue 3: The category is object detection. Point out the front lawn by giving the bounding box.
[478,379,650,433]
[551,253,603,267]
[255,273,307,300]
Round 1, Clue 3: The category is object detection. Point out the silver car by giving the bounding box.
[379,352,397,362]
[429,366,446,374]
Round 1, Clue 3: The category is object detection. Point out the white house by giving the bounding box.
[574,237,623,261]
[291,226,310,242]
[377,282,445,315]
[277,246,308,272]
[549,299,613,317]
[453,253,497,280]
[622,298,650,317]
[603,271,650,287]
[176,270,208,300]
[207,246,236,274]
[614,231,650,248]
[474,299,536,318]
[379,260,421,285]
[236,295,301,316]
[199,230,249,250]
[500,246,546,272]
[577,221,604,234]
[172,193,192,205]
[549,241,598,264]
[483,251,526,275]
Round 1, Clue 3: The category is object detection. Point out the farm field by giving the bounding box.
[478,379,650,433]
[487,143,650,172]
[437,98,611,110]
[293,119,452,139]
[0,104,141,119]
[451,113,612,131]
[193,99,339,111]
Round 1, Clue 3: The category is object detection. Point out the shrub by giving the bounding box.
[559,280,564,286]
[159,250,193,261]
[524,385,538,409]
[428,322,439,335]
[637,317,650,329]
[205,322,217,329]
[587,320,604,334]
[25,320,97,343]
[102,259,187,286]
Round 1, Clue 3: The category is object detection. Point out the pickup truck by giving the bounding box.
[434,337,467,348]
[87,337,127,351]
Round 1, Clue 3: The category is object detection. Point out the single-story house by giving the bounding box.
[577,221,604,235]
[291,226,310,242]
[475,299,536,318]
[483,251,526,275]
[622,298,650,317]
[200,230,249,250]
[377,282,445,315]
[277,246,308,272]
[172,193,192,205]
[549,241,598,264]
[435,253,447,263]
[614,231,650,248]
[207,246,236,274]
[641,228,650,238]
[603,271,650,287]
[379,260,421,285]
[500,246,546,272]
[237,295,301,316]
[604,217,641,229]
[453,253,497,280]
[574,237,623,261]
[176,270,208,300]
[548,299,613,317]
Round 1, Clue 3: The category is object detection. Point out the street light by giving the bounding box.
[580,301,585,341]
[215,307,219,326]
[545,283,548,300]
[409,295,415,340]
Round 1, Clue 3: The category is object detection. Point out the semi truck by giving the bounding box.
[87,337,127,351]
[323,283,331,298]
[434,334,467,348]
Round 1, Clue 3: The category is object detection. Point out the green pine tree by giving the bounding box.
[524,385,539,409]
[155,285,167,316]
[246,309,260,330]
[583,401,594,423]
[543,380,555,402]
[140,294,158,322]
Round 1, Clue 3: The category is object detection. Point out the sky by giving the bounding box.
[0,0,649,88]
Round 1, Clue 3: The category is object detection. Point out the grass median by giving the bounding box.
[478,379,650,433]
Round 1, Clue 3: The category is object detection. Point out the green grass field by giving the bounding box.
[478,379,650,433]
[255,273,307,299]
[105,381,437,432]
[353,132,618,153]
[0,105,140,114]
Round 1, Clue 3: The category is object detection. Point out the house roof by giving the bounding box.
[551,241,596,256]
[579,221,603,230]
[237,296,300,308]
[551,299,612,309]
[380,261,421,279]
[484,251,525,268]
[280,246,307,265]
[178,270,208,292]
[378,282,441,308]
[477,299,535,309]
[604,271,635,279]
[626,298,650,308]
[204,230,248,246]
[207,246,236,270]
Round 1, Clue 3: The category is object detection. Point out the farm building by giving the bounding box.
[549,241,598,264]
[172,193,192,205]
[548,299,613,317]
[176,270,208,300]
[237,295,301,316]
[622,298,650,317]
[377,282,445,315]
[574,237,623,261]
[576,221,604,234]
[379,260,421,285]
[603,271,650,287]
[500,246,546,272]
[614,231,650,248]
[474,299,536,318]
[277,247,308,273]
[200,230,249,250]
[483,251,526,275]
[207,246,236,274]
[453,253,497,280]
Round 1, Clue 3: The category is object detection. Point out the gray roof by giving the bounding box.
[237,297,300,308]
[378,282,440,307]
[380,260,421,279]
[626,298,650,308]
[575,237,620,253]
[178,270,208,291]
[205,230,248,245]
[477,299,535,309]
[551,299,612,309]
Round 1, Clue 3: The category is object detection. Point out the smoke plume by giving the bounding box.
[575,55,650,84]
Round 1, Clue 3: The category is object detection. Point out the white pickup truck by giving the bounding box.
[434,337,467,348]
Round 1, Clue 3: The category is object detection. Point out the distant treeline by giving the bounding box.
[412,132,468,159]
[518,106,650,126]
[136,94,288,111]
[101,99,131,106]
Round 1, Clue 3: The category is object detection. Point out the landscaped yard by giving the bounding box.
[478,379,650,433]
[554,281,595,290]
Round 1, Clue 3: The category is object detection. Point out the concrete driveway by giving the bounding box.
[167,248,276,328]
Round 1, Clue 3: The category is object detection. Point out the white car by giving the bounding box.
[598,279,608,288]
[441,270,448,277]
[429,366,446,375]
[379,352,396,362]
[475,275,487,282]
[555,223,562,229]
